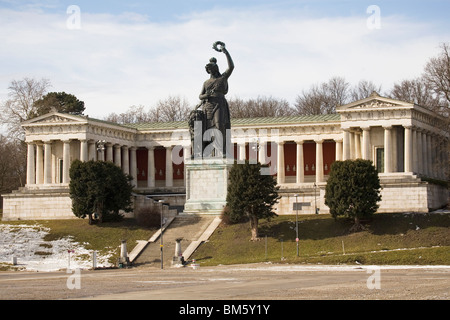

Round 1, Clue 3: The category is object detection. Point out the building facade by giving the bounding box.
[2,92,448,220]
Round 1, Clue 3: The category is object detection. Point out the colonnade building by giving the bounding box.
[2,92,448,220]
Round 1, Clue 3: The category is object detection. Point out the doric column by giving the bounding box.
[412,128,418,173]
[147,147,155,188]
[349,131,355,159]
[114,145,122,167]
[165,146,173,187]
[36,143,44,185]
[62,140,71,184]
[258,141,266,165]
[422,131,428,176]
[315,139,324,183]
[122,146,129,175]
[383,126,392,173]
[80,140,88,162]
[343,129,350,160]
[416,130,423,174]
[130,147,137,187]
[106,143,113,162]
[335,139,343,161]
[404,126,413,173]
[277,141,285,184]
[43,141,52,184]
[239,143,246,162]
[296,141,304,184]
[88,141,96,161]
[427,132,434,177]
[354,131,361,159]
[361,127,371,160]
[26,142,36,185]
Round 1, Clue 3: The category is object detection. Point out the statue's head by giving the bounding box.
[205,57,219,75]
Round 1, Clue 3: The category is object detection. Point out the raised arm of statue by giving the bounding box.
[213,41,234,78]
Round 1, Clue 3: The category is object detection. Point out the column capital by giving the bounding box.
[382,125,393,130]
[295,140,304,145]
[314,139,324,144]
[361,126,371,131]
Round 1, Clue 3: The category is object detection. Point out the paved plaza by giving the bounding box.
[0,264,448,301]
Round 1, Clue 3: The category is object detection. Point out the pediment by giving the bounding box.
[22,112,87,126]
[337,92,414,113]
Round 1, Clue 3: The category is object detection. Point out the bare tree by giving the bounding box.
[0,78,51,140]
[295,76,349,115]
[350,80,382,101]
[0,136,26,206]
[105,105,152,124]
[149,95,191,122]
[228,96,295,118]
[422,42,450,115]
[388,77,440,109]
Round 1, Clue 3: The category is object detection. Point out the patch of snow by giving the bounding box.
[0,224,114,272]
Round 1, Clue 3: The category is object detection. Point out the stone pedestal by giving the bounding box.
[183,158,232,215]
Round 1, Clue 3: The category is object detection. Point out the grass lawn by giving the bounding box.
[191,212,450,266]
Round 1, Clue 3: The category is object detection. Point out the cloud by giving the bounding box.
[0,6,448,119]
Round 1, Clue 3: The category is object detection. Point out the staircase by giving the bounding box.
[131,215,220,268]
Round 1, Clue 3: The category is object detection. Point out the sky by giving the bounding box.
[0,0,449,119]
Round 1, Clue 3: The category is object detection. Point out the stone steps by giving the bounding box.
[131,215,218,267]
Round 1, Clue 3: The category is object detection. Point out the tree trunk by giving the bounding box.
[249,215,259,241]
[349,216,365,232]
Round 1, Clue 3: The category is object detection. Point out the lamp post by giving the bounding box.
[294,193,299,257]
[314,183,318,214]
[159,199,165,269]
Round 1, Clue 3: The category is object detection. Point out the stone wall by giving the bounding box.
[2,189,73,221]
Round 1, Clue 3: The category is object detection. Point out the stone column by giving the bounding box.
[416,130,423,174]
[315,139,324,183]
[383,126,392,173]
[26,142,36,185]
[130,147,137,188]
[114,145,122,167]
[258,141,266,165]
[147,147,155,188]
[88,141,96,161]
[404,126,413,173]
[106,143,113,162]
[349,131,355,159]
[80,140,88,162]
[361,127,371,160]
[422,131,428,176]
[354,131,361,159]
[122,146,129,175]
[335,139,343,161]
[277,141,285,184]
[343,129,350,160]
[165,146,173,187]
[239,143,246,162]
[62,140,71,184]
[36,143,44,185]
[43,141,52,184]
[427,133,432,177]
[412,128,418,173]
[296,141,304,184]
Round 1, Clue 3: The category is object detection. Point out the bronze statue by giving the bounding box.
[189,41,234,158]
